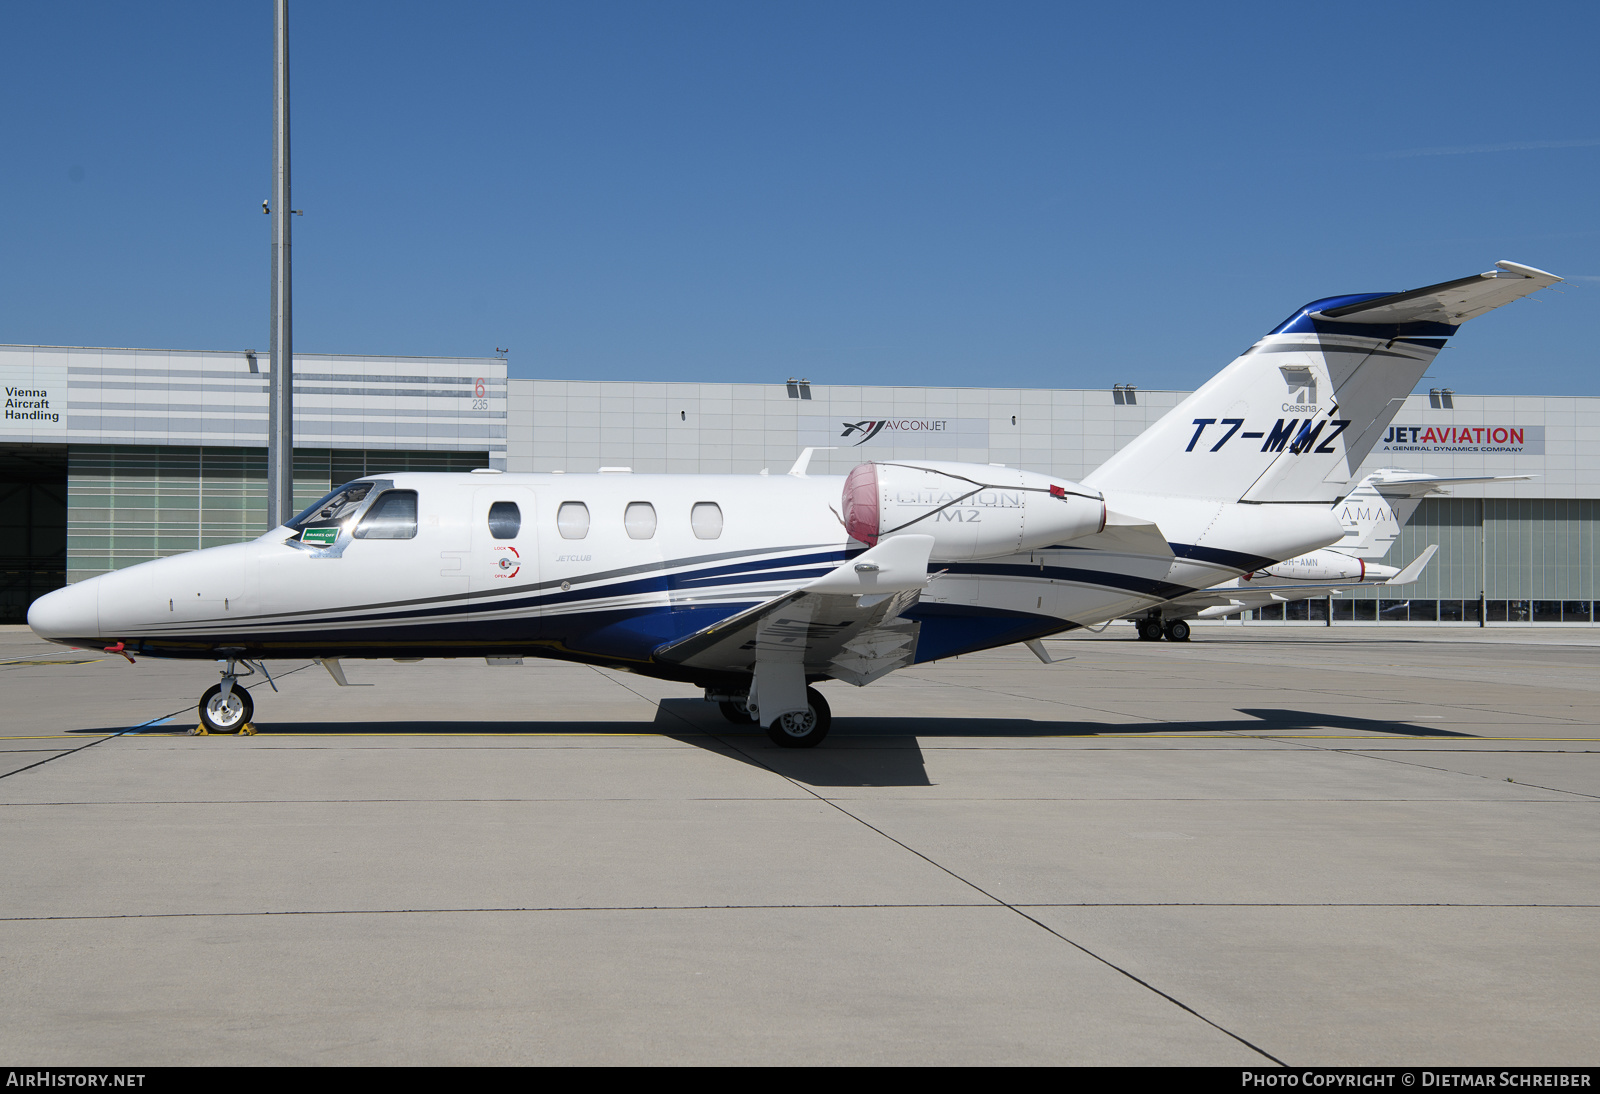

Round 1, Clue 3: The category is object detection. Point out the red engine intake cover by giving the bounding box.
[841,463,880,545]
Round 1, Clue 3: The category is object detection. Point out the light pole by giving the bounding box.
[266,0,294,528]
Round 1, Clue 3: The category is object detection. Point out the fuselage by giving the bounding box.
[28,469,1342,684]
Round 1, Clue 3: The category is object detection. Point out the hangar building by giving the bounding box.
[1,346,507,622]
[4,344,1594,627]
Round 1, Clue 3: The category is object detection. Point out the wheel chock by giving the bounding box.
[191,724,208,736]
[190,723,256,736]
[240,722,257,736]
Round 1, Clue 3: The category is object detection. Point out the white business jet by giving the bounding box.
[28,261,1561,746]
[1125,468,1530,640]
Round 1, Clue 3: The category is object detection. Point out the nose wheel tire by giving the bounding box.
[764,686,832,749]
[1164,619,1191,642]
[199,683,253,734]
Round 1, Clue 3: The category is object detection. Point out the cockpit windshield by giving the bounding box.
[286,482,375,534]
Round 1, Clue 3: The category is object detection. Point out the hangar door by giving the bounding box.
[0,445,67,624]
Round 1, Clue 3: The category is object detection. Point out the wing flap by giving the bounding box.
[653,535,934,680]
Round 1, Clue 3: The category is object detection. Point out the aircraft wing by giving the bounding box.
[653,534,935,686]
[1312,261,1560,326]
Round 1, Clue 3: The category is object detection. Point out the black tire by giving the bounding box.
[719,699,757,725]
[1165,619,1191,642]
[199,682,253,734]
[1138,618,1164,641]
[764,686,832,749]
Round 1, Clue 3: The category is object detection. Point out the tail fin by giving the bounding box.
[1330,468,1534,559]
[1086,261,1560,503]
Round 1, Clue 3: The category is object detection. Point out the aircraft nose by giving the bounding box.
[28,579,100,644]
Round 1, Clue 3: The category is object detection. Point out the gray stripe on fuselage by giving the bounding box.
[147,542,838,629]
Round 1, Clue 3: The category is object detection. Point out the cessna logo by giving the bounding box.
[1279,365,1320,412]
[840,419,950,446]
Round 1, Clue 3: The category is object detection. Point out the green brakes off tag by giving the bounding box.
[301,527,339,546]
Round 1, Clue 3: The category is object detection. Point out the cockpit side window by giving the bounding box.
[287,482,374,534]
[354,490,419,540]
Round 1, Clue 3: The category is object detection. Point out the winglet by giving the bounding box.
[788,447,838,476]
[1385,544,1438,585]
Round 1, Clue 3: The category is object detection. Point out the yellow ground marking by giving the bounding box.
[10,731,1598,743]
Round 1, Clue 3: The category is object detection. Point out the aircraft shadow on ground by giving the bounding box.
[71,700,1470,790]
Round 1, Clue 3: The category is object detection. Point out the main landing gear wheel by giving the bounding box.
[1138,618,1164,641]
[198,683,253,734]
[719,699,757,725]
[1164,619,1192,642]
[765,686,832,749]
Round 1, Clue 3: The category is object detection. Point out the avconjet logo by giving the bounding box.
[840,419,950,446]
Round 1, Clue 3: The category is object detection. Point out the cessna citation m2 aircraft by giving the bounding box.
[28,260,1561,746]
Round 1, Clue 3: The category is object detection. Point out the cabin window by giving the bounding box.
[557,501,590,540]
[624,501,657,540]
[690,502,723,540]
[487,501,521,540]
[353,490,418,540]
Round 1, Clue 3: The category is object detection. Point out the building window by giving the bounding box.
[487,501,521,540]
[690,502,723,540]
[625,501,657,540]
[557,501,590,540]
[353,490,418,540]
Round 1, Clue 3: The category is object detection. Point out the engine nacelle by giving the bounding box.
[1252,551,1366,582]
[842,460,1106,562]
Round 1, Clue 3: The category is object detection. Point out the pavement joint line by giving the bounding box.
[675,709,1287,1067]
[1249,729,1600,800]
[5,900,1597,925]
[1328,748,1600,801]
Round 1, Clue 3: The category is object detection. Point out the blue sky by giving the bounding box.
[2,1,1596,394]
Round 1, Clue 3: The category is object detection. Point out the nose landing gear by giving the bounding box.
[194,651,275,735]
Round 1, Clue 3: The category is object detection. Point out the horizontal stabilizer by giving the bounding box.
[1372,473,1533,498]
[1313,261,1560,327]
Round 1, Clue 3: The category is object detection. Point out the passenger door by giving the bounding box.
[469,486,539,592]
